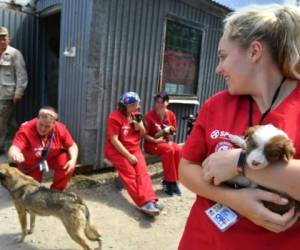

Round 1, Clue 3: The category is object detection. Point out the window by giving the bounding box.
[161,20,202,97]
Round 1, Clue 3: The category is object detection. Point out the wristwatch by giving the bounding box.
[237,150,247,176]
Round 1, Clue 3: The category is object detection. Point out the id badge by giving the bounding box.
[205,203,238,232]
[39,160,49,172]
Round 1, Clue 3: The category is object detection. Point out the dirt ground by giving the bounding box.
[0,163,195,250]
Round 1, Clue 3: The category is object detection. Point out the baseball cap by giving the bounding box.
[0,27,8,36]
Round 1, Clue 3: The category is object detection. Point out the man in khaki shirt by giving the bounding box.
[0,26,28,154]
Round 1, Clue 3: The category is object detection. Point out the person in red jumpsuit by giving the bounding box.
[144,92,182,196]
[179,4,300,250]
[8,106,78,191]
[104,92,162,216]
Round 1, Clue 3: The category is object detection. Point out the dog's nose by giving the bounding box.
[251,160,261,167]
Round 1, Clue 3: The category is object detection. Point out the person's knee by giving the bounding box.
[163,146,175,156]
[51,168,73,191]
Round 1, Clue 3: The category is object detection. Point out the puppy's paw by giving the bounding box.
[27,229,33,234]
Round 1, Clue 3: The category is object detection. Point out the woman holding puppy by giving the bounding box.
[144,92,182,196]
[104,92,162,216]
[179,4,300,250]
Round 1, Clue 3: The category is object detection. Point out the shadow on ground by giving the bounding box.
[67,174,164,229]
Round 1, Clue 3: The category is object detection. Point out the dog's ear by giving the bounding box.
[283,139,295,162]
[264,136,295,163]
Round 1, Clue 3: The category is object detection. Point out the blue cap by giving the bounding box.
[119,92,141,105]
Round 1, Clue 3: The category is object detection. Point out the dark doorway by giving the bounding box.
[41,12,61,110]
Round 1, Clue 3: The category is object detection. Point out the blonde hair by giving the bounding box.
[224,4,300,79]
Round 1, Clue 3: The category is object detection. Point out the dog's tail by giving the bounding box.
[83,204,102,249]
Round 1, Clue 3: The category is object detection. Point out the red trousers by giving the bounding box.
[18,152,73,191]
[105,148,157,207]
[144,142,182,182]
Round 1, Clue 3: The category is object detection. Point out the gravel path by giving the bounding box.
[0,164,195,250]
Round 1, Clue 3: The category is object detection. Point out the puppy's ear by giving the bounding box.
[283,140,295,162]
[264,136,295,163]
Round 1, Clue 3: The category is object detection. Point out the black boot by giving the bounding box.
[172,182,181,196]
[162,180,173,196]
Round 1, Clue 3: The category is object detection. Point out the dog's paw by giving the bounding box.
[27,229,33,235]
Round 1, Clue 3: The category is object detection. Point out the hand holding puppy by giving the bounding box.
[202,148,241,185]
[231,188,299,233]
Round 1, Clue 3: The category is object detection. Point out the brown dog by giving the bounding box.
[0,164,102,250]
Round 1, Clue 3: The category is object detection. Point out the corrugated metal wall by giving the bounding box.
[84,0,226,166]
[37,0,226,167]
[0,6,38,123]
[36,0,93,164]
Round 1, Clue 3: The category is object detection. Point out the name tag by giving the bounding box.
[205,203,238,232]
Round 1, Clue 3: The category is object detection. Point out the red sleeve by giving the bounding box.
[107,115,121,138]
[57,123,74,148]
[12,129,28,151]
[182,102,209,163]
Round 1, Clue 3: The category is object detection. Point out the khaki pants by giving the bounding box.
[0,100,14,149]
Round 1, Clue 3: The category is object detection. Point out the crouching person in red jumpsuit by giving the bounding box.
[144,92,182,196]
[104,92,162,216]
[8,106,78,191]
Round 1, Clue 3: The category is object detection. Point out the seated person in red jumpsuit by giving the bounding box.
[104,92,162,216]
[8,106,78,191]
[144,92,182,196]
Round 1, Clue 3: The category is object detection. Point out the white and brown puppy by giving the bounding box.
[228,124,298,214]
[232,124,295,170]
[228,124,295,187]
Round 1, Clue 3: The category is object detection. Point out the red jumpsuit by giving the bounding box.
[12,118,75,191]
[179,83,300,250]
[104,110,157,207]
[144,109,181,182]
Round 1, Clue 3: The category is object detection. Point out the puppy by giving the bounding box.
[228,124,299,214]
[0,164,102,250]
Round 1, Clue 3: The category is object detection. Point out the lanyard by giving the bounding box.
[248,77,286,126]
[41,129,55,160]
[19,129,55,174]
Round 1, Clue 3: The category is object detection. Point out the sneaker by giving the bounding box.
[154,201,164,211]
[140,201,160,216]
[162,180,173,196]
[172,182,181,196]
